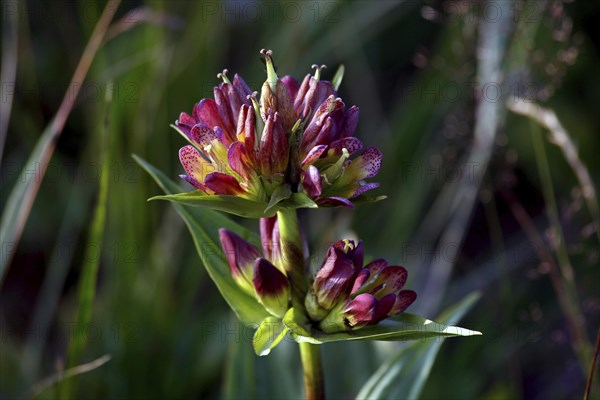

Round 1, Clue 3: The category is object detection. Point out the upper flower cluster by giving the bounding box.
[175,49,382,211]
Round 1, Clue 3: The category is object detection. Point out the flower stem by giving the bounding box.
[299,342,325,400]
[276,209,307,309]
[276,209,324,399]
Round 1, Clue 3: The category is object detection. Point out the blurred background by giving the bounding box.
[1,0,599,398]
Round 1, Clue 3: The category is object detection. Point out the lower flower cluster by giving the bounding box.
[219,216,416,333]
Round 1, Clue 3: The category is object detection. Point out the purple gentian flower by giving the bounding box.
[174,49,382,210]
[305,241,417,333]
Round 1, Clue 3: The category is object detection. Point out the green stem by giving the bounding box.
[276,209,324,399]
[299,342,325,400]
[530,120,592,372]
[276,209,307,309]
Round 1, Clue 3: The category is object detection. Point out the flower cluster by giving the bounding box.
[219,216,416,334]
[305,240,416,333]
[175,49,382,209]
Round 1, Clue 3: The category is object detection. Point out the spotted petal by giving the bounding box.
[179,145,214,190]
[389,290,417,316]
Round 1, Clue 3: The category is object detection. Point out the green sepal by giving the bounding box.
[253,317,289,357]
[264,184,292,213]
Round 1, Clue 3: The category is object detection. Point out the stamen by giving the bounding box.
[260,49,278,91]
[311,64,327,81]
[217,69,231,84]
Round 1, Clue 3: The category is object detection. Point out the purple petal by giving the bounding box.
[281,75,300,101]
[329,137,363,156]
[352,182,380,198]
[179,145,213,185]
[190,124,218,147]
[218,228,261,284]
[179,174,206,191]
[350,269,370,293]
[193,99,222,130]
[301,145,328,167]
[176,112,196,135]
[359,147,383,179]
[373,293,396,323]
[260,217,280,261]
[353,241,364,270]
[293,74,311,113]
[317,197,355,208]
[376,266,408,296]
[253,258,289,298]
[204,172,244,195]
[258,112,287,176]
[313,245,356,309]
[213,87,235,142]
[341,106,359,138]
[389,290,417,315]
[227,141,250,179]
[365,259,388,275]
[224,82,249,127]
[302,165,322,198]
[344,293,378,327]
[233,73,253,98]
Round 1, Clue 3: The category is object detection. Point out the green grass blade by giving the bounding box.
[59,88,114,399]
[357,293,481,399]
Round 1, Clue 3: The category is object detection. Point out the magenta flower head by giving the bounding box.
[172,49,383,217]
[305,241,416,333]
[219,227,290,318]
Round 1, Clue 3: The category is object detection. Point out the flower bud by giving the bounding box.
[253,258,291,318]
[218,229,261,295]
[259,49,296,132]
[257,112,289,177]
[305,240,363,321]
[260,216,282,268]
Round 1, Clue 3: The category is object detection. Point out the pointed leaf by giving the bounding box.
[150,191,275,218]
[133,155,270,326]
[357,292,481,400]
[282,304,481,345]
[332,64,345,91]
[264,184,292,213]
[280,192,319,210]
[253,317,289,356]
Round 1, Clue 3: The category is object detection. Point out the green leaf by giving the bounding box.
[264,184,292,213]
[352,194,387,205]
[280,192,319,209]
[282,304,481,345]
[253,317,289,356]
[150,191,275,218]
[357,292,481,399]
[133,155,270,326]
[332,64,345,91]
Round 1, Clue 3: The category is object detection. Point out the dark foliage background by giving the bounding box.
[1,0,599,399]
